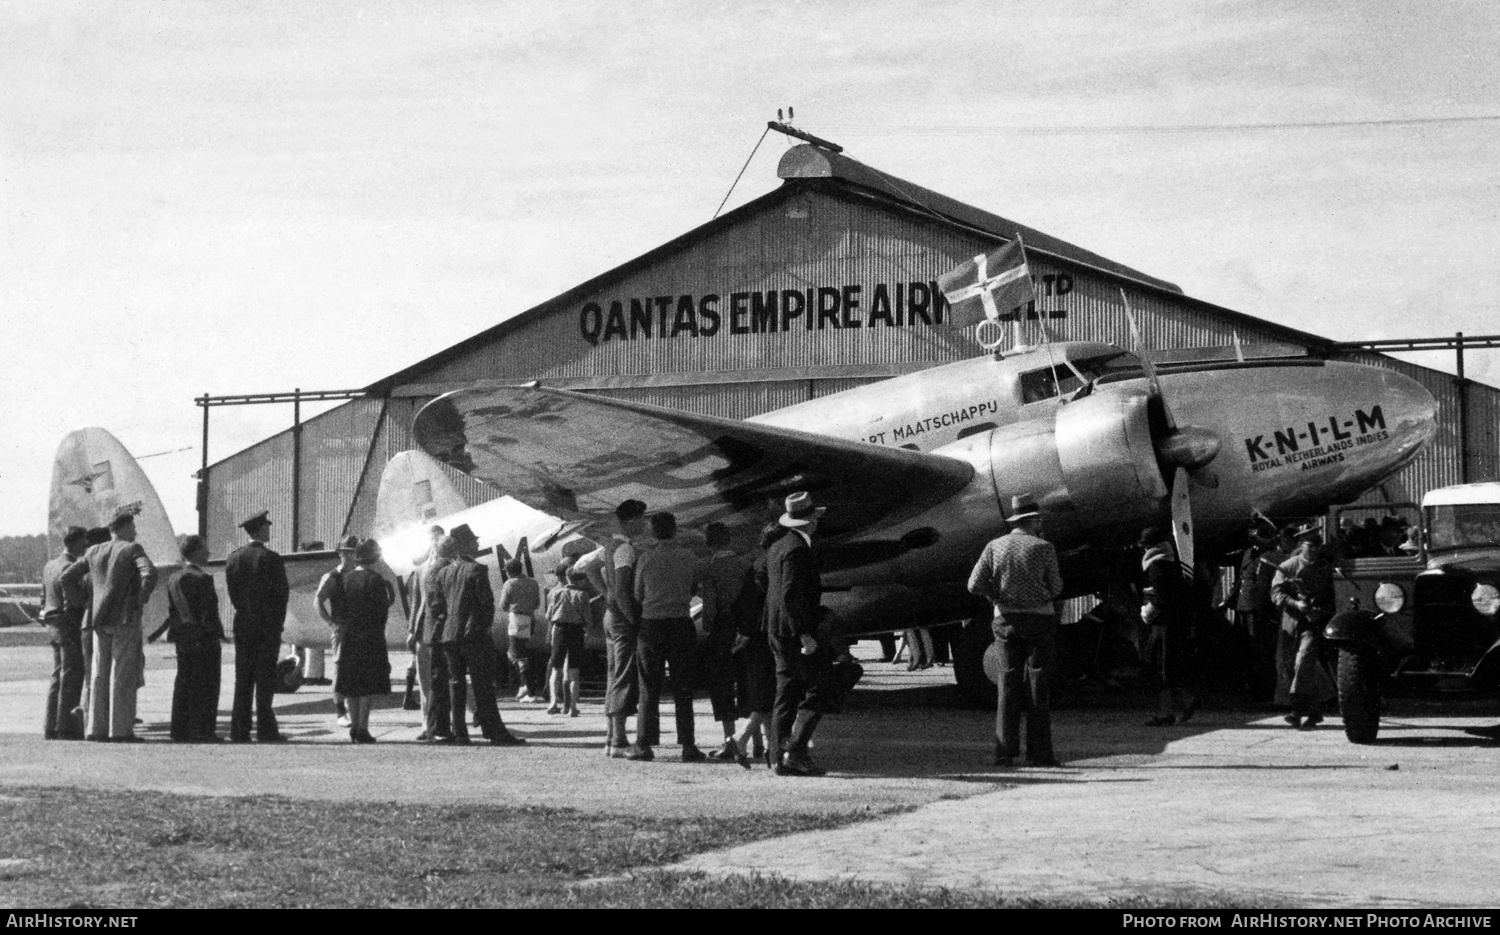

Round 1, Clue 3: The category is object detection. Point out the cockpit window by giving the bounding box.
[1021,353,1141,404]
[1069,352,1140,381]
[1019,367,1059,403]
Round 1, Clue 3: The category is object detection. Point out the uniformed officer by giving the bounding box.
[62,507,158,742]
[225,510,290,742]
[40,526,89,740]
[164,534,224,742]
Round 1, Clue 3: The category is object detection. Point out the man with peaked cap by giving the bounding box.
[967,493,1064,767]
[762,491,835,776]
[1271,522,1338,730]
[40,526,90,740]
[225,510,289,742]
[165,534,224,742]
[61,506,158,742]
[428,525,524,746]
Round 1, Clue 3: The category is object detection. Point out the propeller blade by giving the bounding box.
[1121,290,1176,432]
[1170,466,1194,577]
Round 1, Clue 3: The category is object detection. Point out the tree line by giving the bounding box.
[0,535,48,584]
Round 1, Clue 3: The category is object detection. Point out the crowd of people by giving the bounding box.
[38,488,1369,771]
[35,492,865,776]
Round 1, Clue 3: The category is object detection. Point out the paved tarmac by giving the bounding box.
[2,628,1498,907]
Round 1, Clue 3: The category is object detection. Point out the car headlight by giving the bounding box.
[1374,583,1406,614]
[1472,584,1500,617]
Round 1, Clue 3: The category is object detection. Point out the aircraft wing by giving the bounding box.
[413,383,976,540]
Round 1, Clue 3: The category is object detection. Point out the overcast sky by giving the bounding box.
[3,0,1496,537]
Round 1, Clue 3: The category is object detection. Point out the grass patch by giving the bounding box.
[0,787,892,908]
[0,787,1268,908]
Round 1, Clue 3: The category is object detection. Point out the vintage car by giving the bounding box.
[1324,484,1500,743]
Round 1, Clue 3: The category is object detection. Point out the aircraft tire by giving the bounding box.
[954,616,998,709]
[1336,647,1380,744]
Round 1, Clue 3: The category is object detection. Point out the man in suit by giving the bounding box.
[429,525,524,746]
[225,510,289,742]
[164,534,224,742]
[398,527,445,723]
[61,507,158,742]
[409,530,453,742]
[40,526,89,740]
[764,491,833,777]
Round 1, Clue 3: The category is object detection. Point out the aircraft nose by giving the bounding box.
[1366,365,1438,473]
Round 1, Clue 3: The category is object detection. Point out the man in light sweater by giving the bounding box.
[966,493,1063,768]
[632,511,704,763]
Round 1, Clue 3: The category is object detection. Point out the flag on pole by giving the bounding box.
[938,238,1035,329]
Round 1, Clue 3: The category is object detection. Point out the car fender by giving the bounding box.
[1470,639,1500,692]
[1324,608,1386,658]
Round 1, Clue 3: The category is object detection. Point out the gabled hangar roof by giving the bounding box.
[365,144,1336,396]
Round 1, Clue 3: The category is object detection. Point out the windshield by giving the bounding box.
[1069,352,1138,381]
[1425,504,1500,551]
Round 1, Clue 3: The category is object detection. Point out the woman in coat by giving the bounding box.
[335,539,395,743]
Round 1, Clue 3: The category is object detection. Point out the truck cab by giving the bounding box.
[1324,483,1500,743]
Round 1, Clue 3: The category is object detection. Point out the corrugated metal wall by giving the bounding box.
[203,181,1500,557]
[206,431,295,556]
[295,398,384,549]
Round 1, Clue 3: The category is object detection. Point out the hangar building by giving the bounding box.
[200,142,1500,555]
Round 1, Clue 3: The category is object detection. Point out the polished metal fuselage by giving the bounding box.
[755,343,1436,595]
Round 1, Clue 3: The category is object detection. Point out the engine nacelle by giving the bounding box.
[828,386,1167,589]
[985,387,1166,552]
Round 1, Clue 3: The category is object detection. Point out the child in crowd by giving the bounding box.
[544,568,592,717]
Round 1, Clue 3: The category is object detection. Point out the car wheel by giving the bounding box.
[954,615,998,709]
[1337,647,1380,744]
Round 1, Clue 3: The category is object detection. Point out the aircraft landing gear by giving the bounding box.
[953,613,998,709]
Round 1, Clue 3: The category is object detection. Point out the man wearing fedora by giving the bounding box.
[226,510,290,742]
[1271,523,1338,730]
[967,493,1064,767]
[62,506,158,742]
[763,491,834,776]
[429,525,524,746]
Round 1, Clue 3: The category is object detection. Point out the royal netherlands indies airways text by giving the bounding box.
[1122,917,1492,929]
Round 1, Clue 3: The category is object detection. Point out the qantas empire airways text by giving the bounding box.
[577,276,1073,345]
